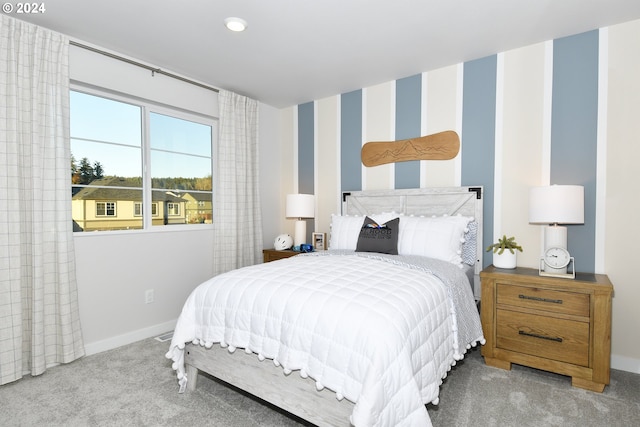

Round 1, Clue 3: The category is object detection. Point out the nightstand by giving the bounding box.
[262,249,298,263]
[480,265,613,392]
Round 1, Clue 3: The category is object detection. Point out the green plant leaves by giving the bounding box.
[486,234,523,254]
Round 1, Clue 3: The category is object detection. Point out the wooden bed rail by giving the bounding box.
[185,344,353,426]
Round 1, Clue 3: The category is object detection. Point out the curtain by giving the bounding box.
[212,90,262,275]
[0,15,84,385]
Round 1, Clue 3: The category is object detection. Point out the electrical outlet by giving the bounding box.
[145,289,154,304]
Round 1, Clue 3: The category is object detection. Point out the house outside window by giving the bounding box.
[70,88,215,232]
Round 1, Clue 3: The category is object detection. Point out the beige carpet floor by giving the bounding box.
[1,337,639,426]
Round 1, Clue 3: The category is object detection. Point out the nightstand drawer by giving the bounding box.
[496,283,590,317]
[496,309,589,366]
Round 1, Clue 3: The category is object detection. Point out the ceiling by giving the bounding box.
[14,0,640,108]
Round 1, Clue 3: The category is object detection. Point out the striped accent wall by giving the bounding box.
[292,29,606,275]
[340,90,362,192]
[461,55,497,268]
[297,101,315,195]
[285,17,640,373]
[297,101,315,242]
[395,74,422,189]
[550,30,599,273]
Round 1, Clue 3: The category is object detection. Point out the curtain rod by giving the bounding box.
[69,40,220,93]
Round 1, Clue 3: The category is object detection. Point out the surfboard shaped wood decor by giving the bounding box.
[361,130,460,167]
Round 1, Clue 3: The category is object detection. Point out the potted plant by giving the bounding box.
[486,235,523,269]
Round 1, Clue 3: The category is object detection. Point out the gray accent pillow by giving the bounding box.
[355,216,400,255]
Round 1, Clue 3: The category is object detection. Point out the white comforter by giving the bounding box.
[166,251,484,426]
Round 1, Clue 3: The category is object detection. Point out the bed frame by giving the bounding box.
[184,186,484,426]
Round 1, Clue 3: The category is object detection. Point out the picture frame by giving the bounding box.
[312,232,327,251]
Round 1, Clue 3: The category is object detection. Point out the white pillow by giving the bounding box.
[329,214,365,250]
[398,215,473,266]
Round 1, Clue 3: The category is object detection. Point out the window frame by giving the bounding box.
[71,84,217,235]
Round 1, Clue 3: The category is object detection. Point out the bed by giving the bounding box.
[166,186,485,427]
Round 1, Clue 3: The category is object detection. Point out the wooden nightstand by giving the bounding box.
[480,265,613,392]
[262,249,298,263]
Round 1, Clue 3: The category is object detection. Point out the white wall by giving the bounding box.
[74,229,215,354]
[605,20,640,373]
[70,45,218,117]
[70,42,282,354]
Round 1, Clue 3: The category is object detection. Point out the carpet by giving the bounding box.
[1,337,638,426]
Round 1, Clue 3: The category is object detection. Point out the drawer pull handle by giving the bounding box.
[519,330,563,343]
[519,294,563,304]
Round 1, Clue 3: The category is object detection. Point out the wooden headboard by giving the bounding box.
[341,187,483,298]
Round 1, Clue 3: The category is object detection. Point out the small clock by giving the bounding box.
[539,246,575,279]
[544,247,570,269]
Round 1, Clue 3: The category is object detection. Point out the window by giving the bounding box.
[70,88,215,232]
[96,202,116,216]
[167,203,180,216]
[134,203,158,217]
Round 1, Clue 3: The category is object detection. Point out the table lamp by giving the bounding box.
[529,185,584,277]
[286,194,315,247]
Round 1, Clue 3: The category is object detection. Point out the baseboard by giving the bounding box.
[83,319,177,356]
[611,354,640,374]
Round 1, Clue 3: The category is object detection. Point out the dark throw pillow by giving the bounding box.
[355,216,400,255]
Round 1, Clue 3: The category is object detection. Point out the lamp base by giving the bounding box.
[541,224,575,277]
[294,220,307,247]
[544,225,567,250]
[544,225,567,274]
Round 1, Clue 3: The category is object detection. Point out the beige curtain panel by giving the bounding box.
[212,90,262,275]
[0,15,85,385]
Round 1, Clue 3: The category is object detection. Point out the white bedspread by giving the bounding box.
[166,252,484,427]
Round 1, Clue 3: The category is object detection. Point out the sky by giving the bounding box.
[70,91,213,180]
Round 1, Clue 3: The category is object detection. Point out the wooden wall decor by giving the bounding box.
[361,130,460,167]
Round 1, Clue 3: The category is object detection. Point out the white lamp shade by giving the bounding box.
[529,185,584,225]
[286,194,315,219]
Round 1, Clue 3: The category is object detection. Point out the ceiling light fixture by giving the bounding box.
[224,17,248,32]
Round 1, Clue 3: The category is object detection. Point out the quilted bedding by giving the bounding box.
[166,251,484,426]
